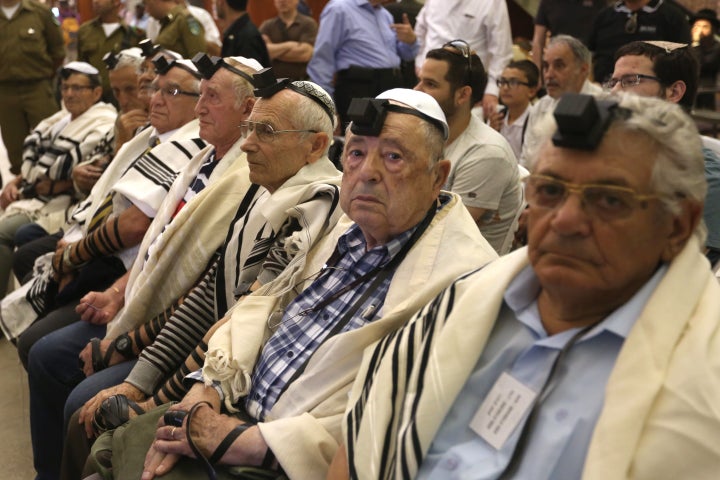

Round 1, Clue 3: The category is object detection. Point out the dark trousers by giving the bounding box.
[12,228,61,284]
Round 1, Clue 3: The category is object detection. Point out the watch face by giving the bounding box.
[116,336,131,353]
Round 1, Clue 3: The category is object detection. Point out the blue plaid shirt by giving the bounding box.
[244,222,417,420]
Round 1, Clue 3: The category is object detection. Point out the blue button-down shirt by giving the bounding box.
[245,222,417,420]
[307,0,418,94]
[417,263,668,479]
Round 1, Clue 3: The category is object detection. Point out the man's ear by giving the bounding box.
[93,86,103,103]
[432,159,451,191]
[664,80,687,105]
[307,132,331,164]
[454,85,472,107]
[242,97,255,116]
[661,199,703,262]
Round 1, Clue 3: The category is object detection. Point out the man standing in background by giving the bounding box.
[77,0,144,104]
[413,0,513,118]
[307,0,417,127]
[0,0,65,177]
[217,0,270,65]
[260,0,317,79]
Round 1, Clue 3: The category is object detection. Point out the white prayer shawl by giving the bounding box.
[109,134,208,269]
[344,237,720,480]
[5,102,116,232]
[65,121,200,240]
[217,158,343,316]
[105,138,249,339]
[202,192,499,480]
[202,157,345,401]
[0,121,204,342]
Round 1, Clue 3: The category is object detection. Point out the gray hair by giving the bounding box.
[536,92,706,242]
[612,93,706,242]
[548,34,592,68]
[114,53,143,73]
[224,59,257,107]
[286,83,335,155]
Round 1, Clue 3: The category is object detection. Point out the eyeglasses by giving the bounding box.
[496,77,531,88]
[60,84,95,93]
[602,73,661,90]
[146,84,200,98]
[625,12,638,34]
[442,39,473,86]
[524,174,658,220]
[239,120,317,142]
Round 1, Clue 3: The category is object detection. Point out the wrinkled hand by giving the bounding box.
[77,337,124,377]
[391,13,416,45]
[481,94,499,121]
[73,163,104,194]
[0,180,20,209]
[76,289,123,324]
[116,109,149,149]
[143,404,248,480]
[79,382,146,438]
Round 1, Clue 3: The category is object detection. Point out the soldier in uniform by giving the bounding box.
[144,0,206,59]
[77,0,144,105]
[0,0,65,176]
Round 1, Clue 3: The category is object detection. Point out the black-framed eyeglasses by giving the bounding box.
[146,84,200,98]
[602,73,661,90]
[524,174,659,221]
[625,11,638,34]
[239,120,317,143]
[442,39,473,86]
[497,77,531,88]
[60,84,95,93]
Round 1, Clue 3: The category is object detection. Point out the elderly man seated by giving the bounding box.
[86,88,497,480]
[0,61,117,297]
[8,47,150,286]
[58,67,345,479]
[333,93,719,479]
[19,54,207,480]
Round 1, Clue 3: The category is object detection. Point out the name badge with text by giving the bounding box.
[470,372,537,450]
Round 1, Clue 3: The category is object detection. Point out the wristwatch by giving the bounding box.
[113,333,134,359]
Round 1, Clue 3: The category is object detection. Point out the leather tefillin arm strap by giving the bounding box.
[60,216,126,272]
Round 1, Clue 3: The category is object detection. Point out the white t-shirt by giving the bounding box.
[444,114,521,254]
[500,106,530,160]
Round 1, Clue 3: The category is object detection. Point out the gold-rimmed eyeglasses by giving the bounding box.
[524,174,659,220]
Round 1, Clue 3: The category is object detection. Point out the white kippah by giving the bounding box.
[226,56,263,72]
[63,61,99,75]
[376,88,449,139]
[175,58,200,74]
[118,47,143,60]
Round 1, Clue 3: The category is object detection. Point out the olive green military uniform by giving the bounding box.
[0,0,65,175]
[77,18,144,104]
[155,4,206,59]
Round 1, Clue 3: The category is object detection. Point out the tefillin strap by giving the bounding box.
[347,97,446,138]
[252,67,336,125]
[191,53,255,83]
[552,93,631,151]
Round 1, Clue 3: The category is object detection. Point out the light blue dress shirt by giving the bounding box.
[417,264,668,479]
[306,0,418,94]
